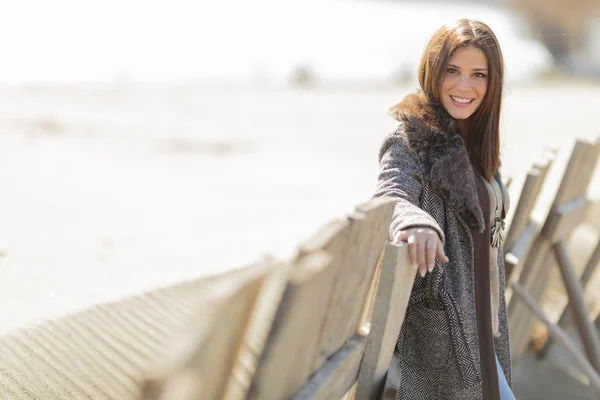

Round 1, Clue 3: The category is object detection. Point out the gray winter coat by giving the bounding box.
[374,91,511,399]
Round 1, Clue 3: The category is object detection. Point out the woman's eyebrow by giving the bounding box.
[448,63,489,71]
[448,64,488,72]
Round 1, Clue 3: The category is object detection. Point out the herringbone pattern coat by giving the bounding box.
[374,91,511,400]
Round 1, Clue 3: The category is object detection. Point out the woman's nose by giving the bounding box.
[457,75,471,90]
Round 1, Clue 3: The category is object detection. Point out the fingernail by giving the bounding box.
[428,265,434,273]
[419,269,426,277]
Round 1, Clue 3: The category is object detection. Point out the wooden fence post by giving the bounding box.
[354,243,416,400]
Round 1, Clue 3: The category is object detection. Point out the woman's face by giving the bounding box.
[439,46,488,120]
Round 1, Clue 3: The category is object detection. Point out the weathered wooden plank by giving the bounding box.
[291,334,367,400]
[502,148,554,290]
[247,252,336,400]
[553,140,589,205]
[140,261,272,400]
[508,233,548,311]
[508,229,553,360]
[223,260,292,399]
[511,282,600,392]
[296,218,351,373]
[570,139,600,200]
[358,249,386,338]
[311,198,395,371]
[509,246,560,360]
[545,197,591,244]
[553,140,599,205]
[504,160,551,252]
[580,239,600,298]
[585,201,600,231]
[504,171,538,251]
[297,218,351,261]
[355,243,416,400]
[355,198,399,330]
[504,220,539,285]
[310,213,367,372]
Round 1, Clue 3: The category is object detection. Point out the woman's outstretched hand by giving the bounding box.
[393,228,449,277]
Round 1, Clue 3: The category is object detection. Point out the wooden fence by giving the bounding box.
[0,198,416,400]
[140,198,414,400]
[0,138,598,399]
[504,137,600,388]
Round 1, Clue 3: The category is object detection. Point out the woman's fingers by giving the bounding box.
[436,240,450,263]
[394,228,447,277]
[406,234,419,273]
[426,233,437,272]
[416,235,428,276]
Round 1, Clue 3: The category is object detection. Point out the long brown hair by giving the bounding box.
[419,19,504,181]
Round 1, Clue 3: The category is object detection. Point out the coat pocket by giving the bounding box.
[402,303,451,371]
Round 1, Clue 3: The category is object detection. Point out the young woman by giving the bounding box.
[375,20,515,399]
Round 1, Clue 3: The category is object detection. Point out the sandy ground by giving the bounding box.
[0,83,598,334]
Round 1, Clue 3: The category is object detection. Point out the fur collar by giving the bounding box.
[390,90,484,231]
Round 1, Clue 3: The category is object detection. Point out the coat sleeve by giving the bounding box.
[374,133,445,242]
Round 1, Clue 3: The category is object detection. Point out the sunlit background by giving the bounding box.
[0,0,599,354]
[0,1,558,85]
[1,0,599,85]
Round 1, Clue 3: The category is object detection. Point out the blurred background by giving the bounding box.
[0,0,598,346]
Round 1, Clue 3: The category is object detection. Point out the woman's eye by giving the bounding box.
[475,72,488,78]
[447,68,458,74]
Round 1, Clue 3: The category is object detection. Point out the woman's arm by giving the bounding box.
[374,133,445,242]
[374,133,448,275]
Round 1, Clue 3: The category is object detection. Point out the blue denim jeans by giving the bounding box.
[496,355,516,399]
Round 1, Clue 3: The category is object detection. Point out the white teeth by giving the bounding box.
[451,96,473,104]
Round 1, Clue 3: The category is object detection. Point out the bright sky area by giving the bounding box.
[0,0,553,84]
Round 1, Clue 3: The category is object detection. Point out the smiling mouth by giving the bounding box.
[450,95,474,105]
